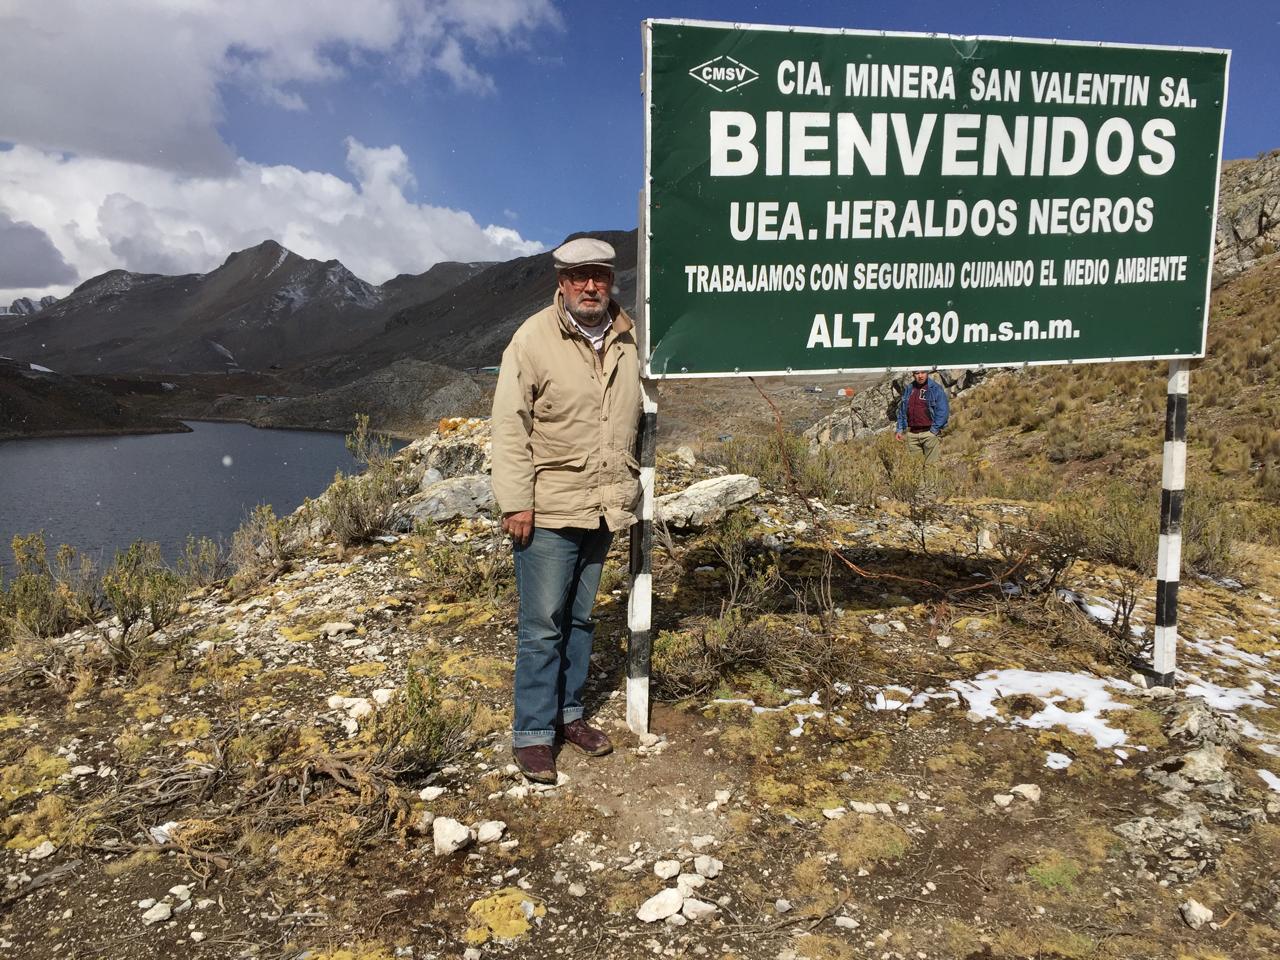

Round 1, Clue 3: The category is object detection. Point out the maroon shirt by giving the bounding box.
[907,384,932,431]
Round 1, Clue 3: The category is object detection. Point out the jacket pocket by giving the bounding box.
[533,445,588,473]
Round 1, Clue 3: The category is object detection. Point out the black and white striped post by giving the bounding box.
[627,383,658,734]
[1152,358,1190,686]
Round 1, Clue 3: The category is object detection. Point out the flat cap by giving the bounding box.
[553,237,615,271]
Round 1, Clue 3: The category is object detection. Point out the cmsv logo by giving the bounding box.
[688,55,759,93]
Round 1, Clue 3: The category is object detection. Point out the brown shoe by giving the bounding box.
[558,719,613,757]
[512,744,557,784]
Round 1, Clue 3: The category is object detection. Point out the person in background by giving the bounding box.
[895,369,949,466]
[489,237,642,785]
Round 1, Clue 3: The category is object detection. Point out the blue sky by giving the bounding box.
[1,0,1276,299]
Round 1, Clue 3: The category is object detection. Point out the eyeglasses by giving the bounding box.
[561,268,613,288]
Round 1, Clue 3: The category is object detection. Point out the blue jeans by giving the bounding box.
[512,523,613,747]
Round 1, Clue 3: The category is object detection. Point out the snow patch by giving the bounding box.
[950,669,1136,749]
[1257,769,1280,793]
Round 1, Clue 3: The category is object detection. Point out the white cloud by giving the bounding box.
[0,139,544,300]
[0,0,562,174]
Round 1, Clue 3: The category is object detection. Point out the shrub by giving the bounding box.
[1182,480,1244,580]
[229,504,290,591]
[1,535,102,642]
[411,525,513,608]
[176,535,226,587]
[102,541,187,641]
[316,414,402,547]
[370,659,473,777]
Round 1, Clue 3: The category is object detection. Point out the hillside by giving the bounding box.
[0,359,188,440]
[2,415,1279,959]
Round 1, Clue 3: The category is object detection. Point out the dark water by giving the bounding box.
[0,421,388,573]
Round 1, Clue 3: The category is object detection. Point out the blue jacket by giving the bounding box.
[896,376,949,434]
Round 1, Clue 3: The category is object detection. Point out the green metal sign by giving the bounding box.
[641,20,1229,377]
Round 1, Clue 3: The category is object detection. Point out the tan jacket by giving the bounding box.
[490,292,642,531]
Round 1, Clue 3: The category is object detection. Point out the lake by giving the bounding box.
[0,421,398,574]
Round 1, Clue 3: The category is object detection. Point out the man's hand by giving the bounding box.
[894,432,904,441]
[503,510,534,546]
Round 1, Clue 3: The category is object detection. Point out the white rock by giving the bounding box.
[195,899,215,911]
[665,913,688,927]
[935,636,953,649]
[27,840,55,860]
[694,855,723,879]
[190,931,205,942]
[775,898,793,913]
[849,801,878,815]
[70,765,95,777]
[676,873,708,896]
[1010,783,1042,803]
[168,884,192,901]
[656,474,761,529]
[834,915,860,930]
[568,882,587,897]
[874,802,893,816]
[1181,898,1213,929]
[993,793,1015,808]
[137,899,156,910]
[475,820,507,845]
[419,786,446,801]
[637,888,685,922]
[639,732,661,747]
[463,949,482,960]
[413,810,436,834]
[320,621,356,637]
[690,835,716,851]
[822,807,846,820]
[654,859,682,880]
[372,688,395,706]
[432,817,474,856]
[141,903,172,925]
[714,790,732,803]
[682,898,719,921]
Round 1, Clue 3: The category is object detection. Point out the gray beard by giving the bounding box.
[570,305,608,326]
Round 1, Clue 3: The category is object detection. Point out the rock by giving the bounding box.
[677,873,708,896]
[432,818,474,856]
[775,898,793,913]
[1010,784,1042,803]
[1181,898,1213,929]
[693,855,723,879]
[834,916,860,930]
[682,898,719,921]
[654,860,681,880]
[935,635,953,649]
[868,623,892,638]
[27,841,55,860]
[141,902,172,925]
[665,913,688,927]
[1169,700,1240,746]
[413,810,435,834]
[319,621,356,637]
[690,835,716,851]
[655,475,761,529]
[1146,745,1233,796]
[168,884,192,901]
[822,807,846,820]
[190,931,205,942]
[419,786,446,801]
[463,950,482,960]
[637,888,685,922]
[993,794,1014,808]
[568,882,587,897]
[475,820,507,845]
[397,475,496,526]
[639,732,661,747]
[673,445,697,467]
[849,801,879,815]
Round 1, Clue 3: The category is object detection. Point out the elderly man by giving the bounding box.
[490,237,642,784]
[895,369,949,466]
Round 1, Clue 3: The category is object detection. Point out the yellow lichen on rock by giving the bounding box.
[464,887,545,943]
[347,662,388,678]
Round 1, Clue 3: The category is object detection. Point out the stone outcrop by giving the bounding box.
[1215,150,1280,283]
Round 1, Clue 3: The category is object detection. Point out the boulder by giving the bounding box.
[395,475,495,527]
[656,475,760,529]
[433,817,474,856]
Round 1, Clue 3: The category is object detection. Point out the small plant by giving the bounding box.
[101,541,187,665]
[316,414,402,547]
[1,535,102,643]
[371,659,473,777]
[176,535,226,587]
[229,504,289,590]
